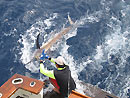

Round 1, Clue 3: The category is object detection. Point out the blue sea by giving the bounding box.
[0,0,130,98]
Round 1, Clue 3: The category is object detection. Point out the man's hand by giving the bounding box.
[40,49,49,61]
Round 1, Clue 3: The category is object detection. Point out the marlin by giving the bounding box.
[25,15,74,65]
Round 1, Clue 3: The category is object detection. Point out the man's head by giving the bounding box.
[54,56,67,68]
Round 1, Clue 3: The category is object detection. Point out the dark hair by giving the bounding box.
[56,63,67,68]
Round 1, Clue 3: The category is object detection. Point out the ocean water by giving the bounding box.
[0,0,130,98]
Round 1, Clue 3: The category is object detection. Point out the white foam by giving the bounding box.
[20,13,57,73]
[75,10,103,27]
[119,79,130,98]
[44,13,57,27]
[4,28,17,37]
[87,7,130,98]
[94,45,103,60]
[23,9,36,23]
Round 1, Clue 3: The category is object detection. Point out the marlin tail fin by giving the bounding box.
[68,14,74,25]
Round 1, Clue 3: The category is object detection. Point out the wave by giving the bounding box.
[19,0,130,98]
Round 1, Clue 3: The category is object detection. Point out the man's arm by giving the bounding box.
[40,62,55,79]
[48,57,56,64]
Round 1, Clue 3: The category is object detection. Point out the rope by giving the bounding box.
[67,69,71,98]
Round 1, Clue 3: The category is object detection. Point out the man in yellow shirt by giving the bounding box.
[40,50,76,98]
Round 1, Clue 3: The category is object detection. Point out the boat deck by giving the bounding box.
[0,74,44,98]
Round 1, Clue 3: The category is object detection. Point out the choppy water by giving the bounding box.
[0,0,130,98]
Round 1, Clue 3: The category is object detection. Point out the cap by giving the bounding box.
[54,56,66,66]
